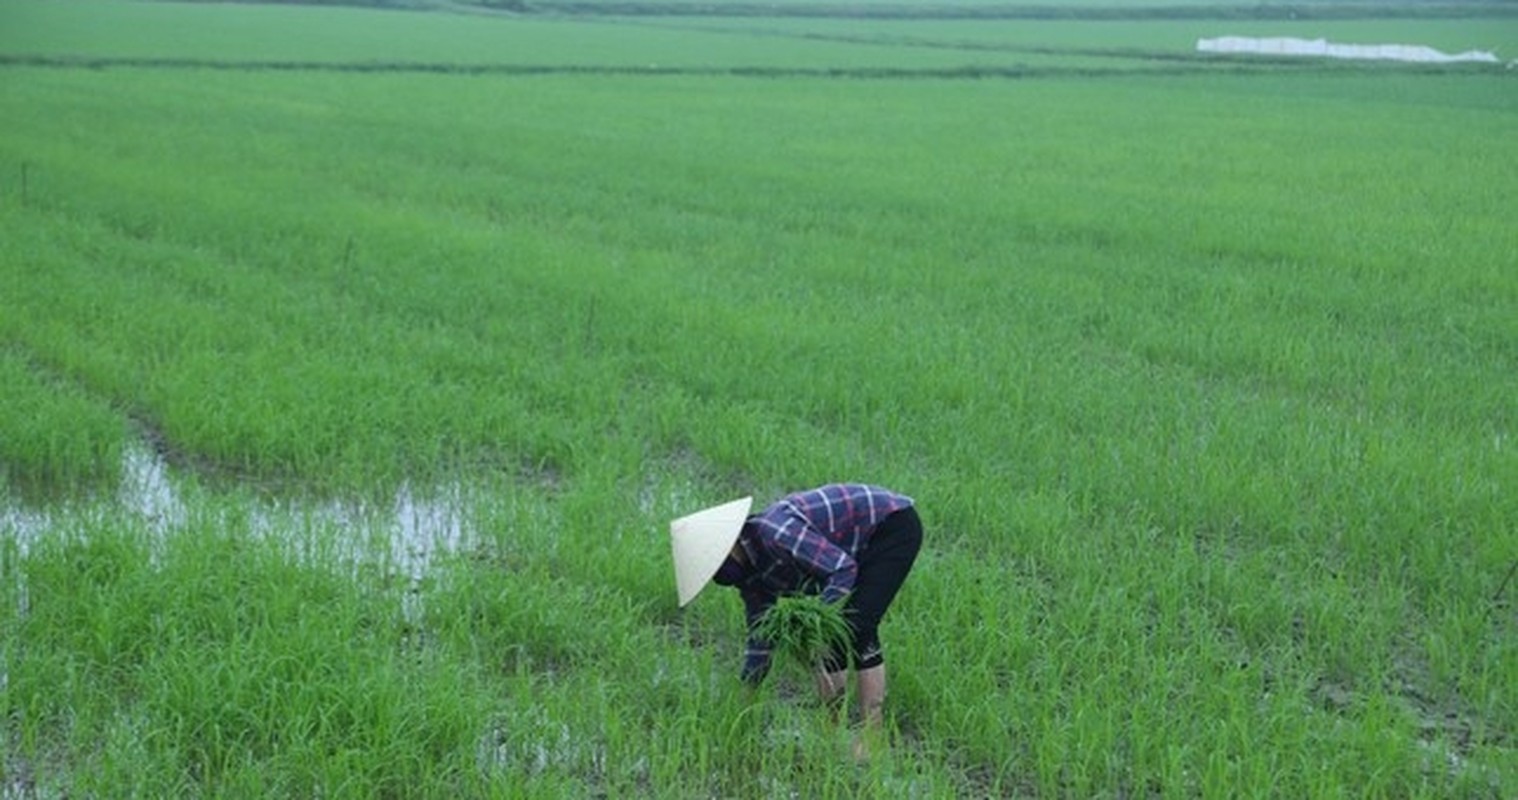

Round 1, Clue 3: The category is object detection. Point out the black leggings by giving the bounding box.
[824,506,923,672]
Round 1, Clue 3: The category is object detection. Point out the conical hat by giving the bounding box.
[670,496,752,607]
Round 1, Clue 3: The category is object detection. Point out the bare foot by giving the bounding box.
[850,727,887,764]
[851,734,871,763]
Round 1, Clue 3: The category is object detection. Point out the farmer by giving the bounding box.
[669,484,922,736]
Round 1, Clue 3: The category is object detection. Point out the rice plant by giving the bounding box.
[753,595,855,676]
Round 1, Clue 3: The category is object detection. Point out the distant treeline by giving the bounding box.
[165,0,1518,20]
[514,1,1518,19]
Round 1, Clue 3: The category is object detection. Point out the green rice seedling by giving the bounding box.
[753,595,854,678]
[0,348,127,496]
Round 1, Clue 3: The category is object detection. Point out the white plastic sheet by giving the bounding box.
[1197,36,1499,64]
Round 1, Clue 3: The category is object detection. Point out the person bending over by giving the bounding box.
[670,484,923,737]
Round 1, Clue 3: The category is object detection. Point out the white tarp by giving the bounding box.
[1197,36,1499,64]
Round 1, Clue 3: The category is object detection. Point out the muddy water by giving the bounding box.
[3,444,487,637]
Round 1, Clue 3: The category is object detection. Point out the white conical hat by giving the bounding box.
[670,496,752,607]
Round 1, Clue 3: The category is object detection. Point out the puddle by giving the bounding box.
[4,444,484,621]
[1,499,49,560]
[118,446,185,532]
[476,716,609,782]
[264,479,476,623]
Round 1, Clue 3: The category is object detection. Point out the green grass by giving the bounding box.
[2,0,1516,796]
[0,0,1184,70]
[754,596,855,675]
[711,17,1518,56]
[6,0,1511,71]
[0,349,128,495]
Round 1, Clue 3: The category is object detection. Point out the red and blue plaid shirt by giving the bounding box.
[733,484,914,681]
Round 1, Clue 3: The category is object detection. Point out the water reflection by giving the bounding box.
[5,445,480,600]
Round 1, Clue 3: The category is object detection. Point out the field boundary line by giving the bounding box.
[2,53,1505,78]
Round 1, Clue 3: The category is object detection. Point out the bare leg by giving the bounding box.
[850,665,889,762]
[817,669,848,721]
[856,664,886,728]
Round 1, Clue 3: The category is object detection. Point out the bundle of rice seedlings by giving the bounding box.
[753,595,853,674]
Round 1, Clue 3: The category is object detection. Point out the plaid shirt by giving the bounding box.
[733,484,914,682]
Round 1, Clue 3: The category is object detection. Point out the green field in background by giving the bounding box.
[6,0,1513,69]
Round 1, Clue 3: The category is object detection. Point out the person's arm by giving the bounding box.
[739,586,775,685]
[772,523,858,604]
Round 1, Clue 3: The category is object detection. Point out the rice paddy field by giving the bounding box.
[2,0,1516,796]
